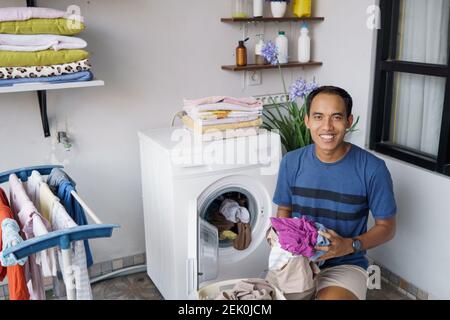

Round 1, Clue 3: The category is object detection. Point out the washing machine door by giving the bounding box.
[186,201,219,299]
[198,218,219,282]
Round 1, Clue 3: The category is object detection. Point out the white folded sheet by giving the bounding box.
[0,34,87,52]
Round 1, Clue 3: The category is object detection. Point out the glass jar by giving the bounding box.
[232,0,250,18]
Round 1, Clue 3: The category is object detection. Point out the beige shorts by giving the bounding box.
[285,264,368,300]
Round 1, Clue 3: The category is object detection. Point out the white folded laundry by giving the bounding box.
[184,102,264,113]
[0,34,87,52]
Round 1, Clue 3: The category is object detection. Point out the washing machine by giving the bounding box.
[138,127,281,300]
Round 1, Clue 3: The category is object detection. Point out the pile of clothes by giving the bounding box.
[214,279,276,300]
[265,217,330,300]
[181,96,263,136]
[207,196,252,251]
[0,7,93,86]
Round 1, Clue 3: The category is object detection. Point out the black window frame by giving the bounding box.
[370,0,450,176]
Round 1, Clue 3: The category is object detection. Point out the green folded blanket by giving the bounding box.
[0,18,85,35]
[0,50,89,67]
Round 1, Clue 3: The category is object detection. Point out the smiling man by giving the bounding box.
[273,86,397,300]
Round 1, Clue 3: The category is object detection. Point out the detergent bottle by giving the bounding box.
[298,22,311,63]
[293,0,312,18]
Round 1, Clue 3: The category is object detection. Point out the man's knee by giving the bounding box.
[316,286,359,300]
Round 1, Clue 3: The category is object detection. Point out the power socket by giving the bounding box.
[246,71,262,86]
[253,93,289,106]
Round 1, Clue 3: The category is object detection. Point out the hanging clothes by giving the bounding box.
[47,168,93,267]
[51,201,93,300]
[1,218,28,267]
[0,187,30,300]
[25,171,58,277]
[28,171,92,300]
[8,174,51,300]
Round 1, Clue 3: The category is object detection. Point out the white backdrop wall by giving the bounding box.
[0,0,448,299]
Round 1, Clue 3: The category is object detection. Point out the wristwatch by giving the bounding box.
[351,239,363,253]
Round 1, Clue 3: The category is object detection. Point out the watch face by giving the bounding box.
[353,240,362,251]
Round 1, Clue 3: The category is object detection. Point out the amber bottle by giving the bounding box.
[236,41,247,67]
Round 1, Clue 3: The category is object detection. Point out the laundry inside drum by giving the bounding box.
[201,188,257,250]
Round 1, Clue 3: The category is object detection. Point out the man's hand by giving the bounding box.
[315,229,354,262]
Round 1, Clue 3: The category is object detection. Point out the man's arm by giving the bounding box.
[354,216,396,251]
[276,206,292,218]
[315,216,396,261]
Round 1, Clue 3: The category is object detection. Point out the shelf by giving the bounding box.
[0,80,104,94]
[221,61,322,71]
[221,17,325,23]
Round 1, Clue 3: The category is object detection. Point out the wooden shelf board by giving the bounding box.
[221,17,325,23]
[221,61,323,71]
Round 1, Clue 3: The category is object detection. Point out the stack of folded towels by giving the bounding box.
[0,7,92,86]
[182,96,264,135]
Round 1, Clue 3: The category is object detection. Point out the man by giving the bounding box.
[273,86,397,300]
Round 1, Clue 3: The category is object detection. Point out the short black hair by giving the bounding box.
[306,86,353,117]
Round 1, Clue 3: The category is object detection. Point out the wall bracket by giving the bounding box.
[25,0,50,137]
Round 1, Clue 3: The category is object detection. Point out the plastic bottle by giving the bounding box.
[275,31,288,64]
[293,0,312,18]
[253,0,264,18]
[298,23,311,63]
[255,35,267,65]
[236,40,247,66]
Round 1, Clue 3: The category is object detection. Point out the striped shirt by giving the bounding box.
[273,143,397,270]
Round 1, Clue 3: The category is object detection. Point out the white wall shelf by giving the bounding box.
[0,80,104,94]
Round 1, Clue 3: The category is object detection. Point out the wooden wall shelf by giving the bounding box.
[221,17,325,23]
[221,61,323,72]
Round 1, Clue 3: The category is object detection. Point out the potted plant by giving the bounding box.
[260,41,360,153]
[266,0,290,18]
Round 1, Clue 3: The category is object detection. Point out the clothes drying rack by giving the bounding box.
[0,165,120,300]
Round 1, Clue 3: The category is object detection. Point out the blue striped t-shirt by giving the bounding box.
[273,143,397,270]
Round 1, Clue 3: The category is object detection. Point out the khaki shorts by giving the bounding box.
[285,264,368,300]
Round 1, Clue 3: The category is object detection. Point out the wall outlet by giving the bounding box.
[253,93,289,106]
[246,71,262,86]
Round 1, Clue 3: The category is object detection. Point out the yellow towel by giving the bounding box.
[0,49,89,67]
[182,115,262,134]
[219,230,238,241]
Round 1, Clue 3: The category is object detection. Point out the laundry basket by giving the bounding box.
[197,278,286,300]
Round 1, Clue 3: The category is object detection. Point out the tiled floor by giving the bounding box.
[90,272,410,300]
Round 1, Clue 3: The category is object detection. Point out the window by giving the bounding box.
[370,0,450,175]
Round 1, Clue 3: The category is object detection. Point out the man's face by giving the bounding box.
[305,93,354,153]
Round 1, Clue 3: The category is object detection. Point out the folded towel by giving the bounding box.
[0,59,91,80]
[185,102,263,114]
[182,115,262,134]
[189,110,262,121]
[0,18,85,36]
[0,34,87,52]
[192,116,259,126]
[0,70,93,87]
[184,96,263,112]
[0,7,83,23]
[0,49,89,67]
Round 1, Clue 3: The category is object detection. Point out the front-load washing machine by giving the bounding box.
[138,127,281,300]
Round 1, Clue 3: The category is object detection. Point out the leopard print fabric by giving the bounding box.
[0,59,91,79]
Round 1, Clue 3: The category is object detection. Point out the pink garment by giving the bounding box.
[270,217,318,258]
[0,7,84,22]
[183,96,263,112]
[9,174,51,300]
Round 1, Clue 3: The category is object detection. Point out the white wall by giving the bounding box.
[0,0,308,263]
[1,0,448,299]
